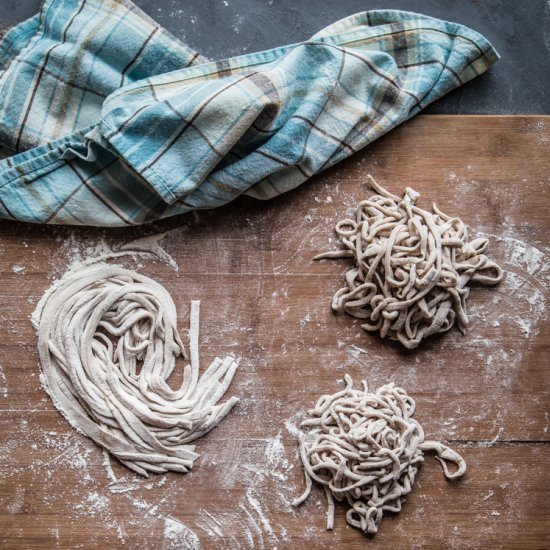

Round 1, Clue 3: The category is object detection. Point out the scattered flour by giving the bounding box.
[247,489,276,539]
[74,492,110,516]
[118,233,179,272]
[132,498,149,510]
[108,481,141,495]
[284,418,301,438]
[265,432,289,471]
[51,231,179,278]
[7,486,24,514]
[0,365,7,398]
[481,233,549,339]
[163,517,200,550]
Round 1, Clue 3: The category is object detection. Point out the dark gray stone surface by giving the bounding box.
[2,0,548,114]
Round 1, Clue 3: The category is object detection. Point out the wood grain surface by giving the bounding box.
[0,115,548,549]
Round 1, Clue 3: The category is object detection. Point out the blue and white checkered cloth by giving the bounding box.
[0,0,498,226]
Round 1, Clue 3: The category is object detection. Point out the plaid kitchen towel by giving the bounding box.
[0,0,499,226]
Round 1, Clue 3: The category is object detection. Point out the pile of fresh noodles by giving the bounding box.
[315,176,503,348]
[293,375,466,534]
[32,261,239,476]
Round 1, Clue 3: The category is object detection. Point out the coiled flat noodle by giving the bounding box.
[32,262,239,476]
[315,175,503,348]
[293,375,466,535]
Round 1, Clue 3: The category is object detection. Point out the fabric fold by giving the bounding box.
[0,1,499,226]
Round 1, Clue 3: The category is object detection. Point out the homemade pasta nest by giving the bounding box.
[32,261,239,476]
[315,176,503,349]
[293,375,466,535]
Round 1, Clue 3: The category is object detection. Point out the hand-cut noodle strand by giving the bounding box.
[293,375,466,535]
[315,175,503,348]
[32,262,239,477]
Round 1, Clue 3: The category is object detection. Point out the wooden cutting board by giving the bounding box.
[0,115,548,549]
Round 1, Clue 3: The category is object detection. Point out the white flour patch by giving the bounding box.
[163,517,200,550]
[74,492,110,516]
[196,509,247,548]
[0,364,7,398]
[7,485,24,514]
[132,498,149,510]
[232,13,244,34]
[284,418,301,438]
[108,481,141,494]
[69,455,88,471]
[535,118,550,145]
[348,344,369,357]
[199,511,224,539]
[265,431,289,471]
[117,524,126,544]
[246,489,276,538]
